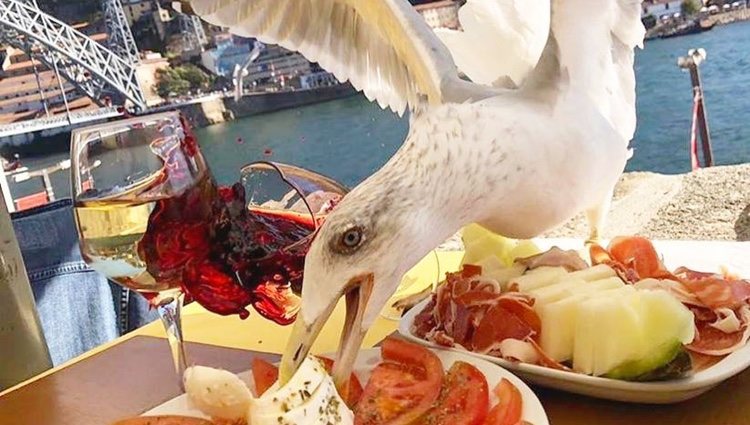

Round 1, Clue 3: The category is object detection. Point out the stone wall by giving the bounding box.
[704,8,750,26]
[544,164,750,241]
[175,84,357,129]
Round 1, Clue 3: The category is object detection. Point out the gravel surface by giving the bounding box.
[437,164,750,250]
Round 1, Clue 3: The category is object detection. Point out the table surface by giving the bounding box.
[3,248,750,425]
[4,335,750,425]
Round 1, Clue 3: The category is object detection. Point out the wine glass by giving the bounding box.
[236,161,349,321]
[71,111,208,383]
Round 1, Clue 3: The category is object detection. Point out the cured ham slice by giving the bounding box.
[607,236,676,280]
[472,304,535,354]
[515,247,588,272]
[634,278,703,306]
[589,243,640,284]
[687,306,750,356]
[590,237,676,283]
[413,265,542,360]
[680,278,750,310]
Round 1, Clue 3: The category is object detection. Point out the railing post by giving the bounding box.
[0,186,52,392]
[678,48,714,168]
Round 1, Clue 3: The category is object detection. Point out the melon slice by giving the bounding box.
[539,286,632,362]
[565,264,617,282]
[573,288,642,375]
[510,267,568,292]
[572,288,695,378]
[531,276,624,309]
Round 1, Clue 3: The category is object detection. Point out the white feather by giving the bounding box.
[552,0,645,143]
[188,0,467,115]
[434,0,550,88]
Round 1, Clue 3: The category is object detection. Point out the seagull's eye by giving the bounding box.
[342,227,363,248]
[335,226,364,253]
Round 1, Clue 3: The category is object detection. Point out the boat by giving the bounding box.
[659,20,716,39]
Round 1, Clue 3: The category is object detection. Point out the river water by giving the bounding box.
[9,21,750,201]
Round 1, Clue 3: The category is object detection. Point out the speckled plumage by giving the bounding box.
[188,0,645,387]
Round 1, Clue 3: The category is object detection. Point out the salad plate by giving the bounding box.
[398,238,750,404]
[143,347,549,424]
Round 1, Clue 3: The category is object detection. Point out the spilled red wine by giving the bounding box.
[78,166,316,326]
[136,174,316,325]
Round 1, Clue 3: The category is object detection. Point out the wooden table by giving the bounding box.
[3,334,750,425]
[3,250,750,424]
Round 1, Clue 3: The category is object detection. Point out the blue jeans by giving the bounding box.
[11,199,157,366]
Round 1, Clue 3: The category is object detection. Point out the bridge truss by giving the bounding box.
[0,0,146,110]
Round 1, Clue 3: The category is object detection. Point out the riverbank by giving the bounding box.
[704,7,750,26]
[177,84,357,128]
[438,164,750,251]
[645,8,750,40]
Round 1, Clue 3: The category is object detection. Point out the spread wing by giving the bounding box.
[554,0,645,142]
[434,0,550,88]
[187,0,467,116]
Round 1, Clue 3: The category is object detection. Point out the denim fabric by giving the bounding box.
[11,199,156,366]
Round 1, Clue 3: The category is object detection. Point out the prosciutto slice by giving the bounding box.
[687,306,750,356]
[680,278,750,310]
[412,265,542,361]
[515,247,588,272]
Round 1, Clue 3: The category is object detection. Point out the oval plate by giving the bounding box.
[143,347,549,424]
[400,297,750,403]
[397,238,750,404]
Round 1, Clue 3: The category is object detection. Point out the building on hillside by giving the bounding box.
[201,34,254,77]
[641,0,686,16]
[244,44,312,89]
[122,0,155,26]
[0,41,102,124]
[201,33,312,90]
[413,0,462,29]
[152,2,173,41]
[136,51,170,107]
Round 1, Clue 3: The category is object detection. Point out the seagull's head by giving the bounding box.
[278,179,434,393]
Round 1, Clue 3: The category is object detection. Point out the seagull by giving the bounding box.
[185,0,645,393]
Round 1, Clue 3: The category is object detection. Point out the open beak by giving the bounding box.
[278,274,374,396]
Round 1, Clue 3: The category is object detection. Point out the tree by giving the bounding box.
[154,65,214,98]
[681,0,701,15]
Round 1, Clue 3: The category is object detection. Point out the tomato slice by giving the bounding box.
[251,358,278,397]
[420,361,489,425]
[485,379,523,425]
[355,337,444,425]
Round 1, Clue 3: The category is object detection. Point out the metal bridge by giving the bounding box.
[0,0,146,109]
[0,0,209,136]
[0,107,124,138]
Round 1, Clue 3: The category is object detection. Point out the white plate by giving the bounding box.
[144,348,549,425]
[399,239,750,404]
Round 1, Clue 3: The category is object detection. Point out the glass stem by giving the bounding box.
[156,292,188,389]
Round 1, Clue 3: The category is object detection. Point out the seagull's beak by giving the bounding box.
[279,274,374,396]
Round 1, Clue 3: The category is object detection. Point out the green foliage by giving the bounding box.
[681,0,701,16]
[155,65,214,98]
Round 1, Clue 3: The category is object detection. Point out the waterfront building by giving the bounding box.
[201,34,255,77]
[642,0,689,16]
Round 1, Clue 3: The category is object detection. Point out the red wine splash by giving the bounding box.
[138,174,316,325]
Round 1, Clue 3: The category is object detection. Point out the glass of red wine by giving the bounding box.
[233,161,349,322]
